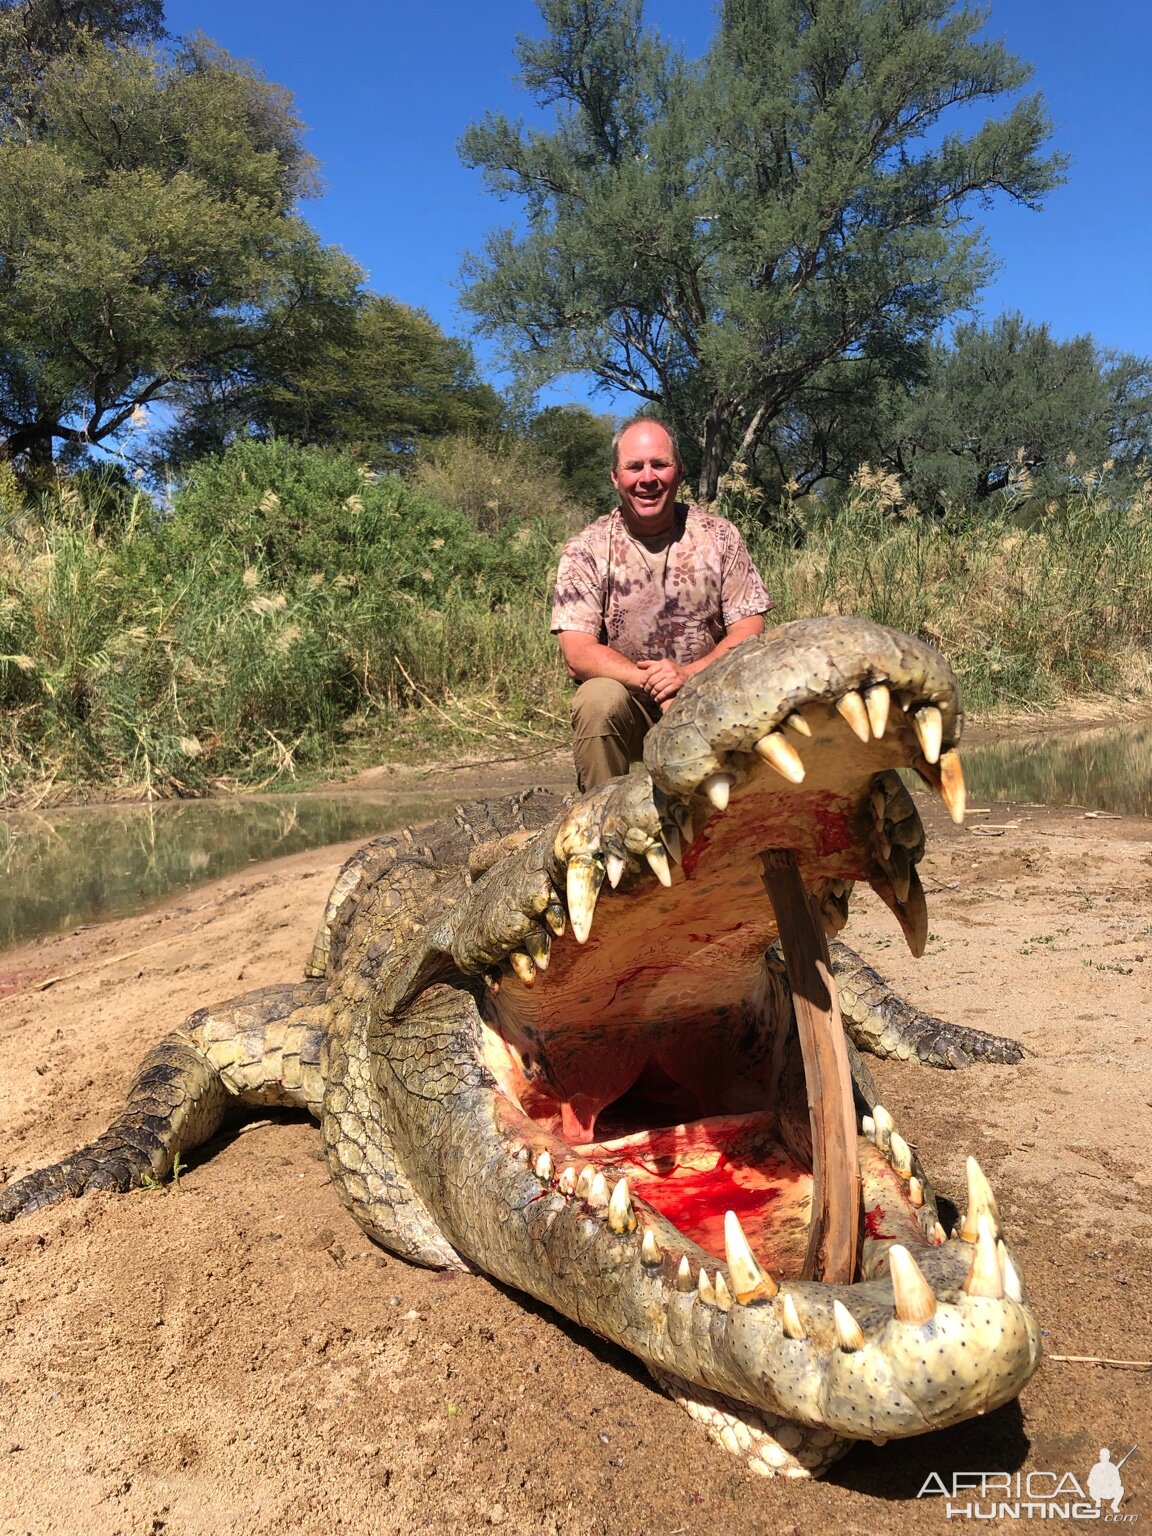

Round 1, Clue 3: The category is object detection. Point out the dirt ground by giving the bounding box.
[1,759,1150,1536]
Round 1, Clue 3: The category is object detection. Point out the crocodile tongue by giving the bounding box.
[758,849,860,1283]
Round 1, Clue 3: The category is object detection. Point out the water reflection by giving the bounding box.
[0,793,451,951]
[965,719,1152,818]
[6,720,1149,954]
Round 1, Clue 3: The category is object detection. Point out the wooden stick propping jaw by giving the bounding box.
[759,850,861,1284]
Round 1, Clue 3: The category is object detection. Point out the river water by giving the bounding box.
[4,720,1149,951]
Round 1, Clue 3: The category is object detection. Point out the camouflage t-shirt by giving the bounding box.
[550,503,773,667]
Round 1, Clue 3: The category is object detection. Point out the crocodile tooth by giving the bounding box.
[543,902,566,938]
[575,1165,595,1197]
[908,1175,924,1207]
[872,1104,894,1151]
[697,1269,718,1306]
[607,1177,633,1233]
[961,1155,1002,1242]
[604,852,627,889]
[939,748,967,825]
[558,1166,577,1195]
[889,1245,937,1324]
[784,710,812,737]
[889,1130,913,1177]
[999,1241,1023,1303]
[662,822,683,865]
[515,1145,531,1163]
[932,1220,947,1245]
[700,772,733,811]
[675,1256,693,1292]
[671,802,695,845]
[566,857,604,945]
[780,1293,806,1340]
[836,689,871,743]
[534,1151,554,1182]
[509,951,537,986]
[912,704,943,765]
[645,846,673,887]
[640,1228,662,1265]
[754,731,805,784]
[963,1213,1004,1298]
[713,1274,734,1310]
[833,1300,865,1351]
[523,928,551,970]
[588,1172,610,1210]
[886,844,912,905]
[861,1115,876,1141]
[484,971,501,994]
[867,867,929,957]
[864,683,891,739]
[724,1210,777,1303]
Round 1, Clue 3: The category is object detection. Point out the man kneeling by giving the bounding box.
[551,417,773,791]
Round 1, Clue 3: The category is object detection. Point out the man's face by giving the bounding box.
[611,422,682,535]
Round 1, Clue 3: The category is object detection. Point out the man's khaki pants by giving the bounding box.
[570,678,660,793]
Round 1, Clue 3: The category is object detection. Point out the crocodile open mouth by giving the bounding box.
[390,618,1040,1474]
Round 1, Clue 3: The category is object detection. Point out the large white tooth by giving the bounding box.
[588,1172,610,1209]
[961,1155,1002,1242]
[534,1151,554,1182]
[861,1115,876,1141]
[641,1227,662,1265]
[889,1244,937,1324]
[939,748,967,825]
[908,1176,924,1208]
[575,1165,595,1197]
[566,857,604,944]
[836,689,871,743]
[558,1166,577,1195]
[605,852,626,889]
[645,846,672,887]
[675,1256,693,1292]
[889,1130,913,1177]
[700,772,733,811]
[913,704,943,765]
[723,1210,777,1303]
[833,1299,865,1351]
[998,1240,1023,1303]
[872,1104,894,1150]
[963,1213,1004,1298]
[864,683,891,739]
[754,731,805,784]
[697,1269,718,1306]
[713,1273,733,1310]
[784,710,812,737]
[781,1293,806,1340]
[607,1177,634,1233]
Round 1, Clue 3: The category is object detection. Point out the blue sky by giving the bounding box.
[167,0,1151,411]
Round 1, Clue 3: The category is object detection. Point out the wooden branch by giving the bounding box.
[759,850,860,1284]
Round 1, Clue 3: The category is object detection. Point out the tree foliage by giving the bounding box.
[461,0,1065,499]
[158,292,503,471]
[889,315,1152,510]
[0,3,358,471]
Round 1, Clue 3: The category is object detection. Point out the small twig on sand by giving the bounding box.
[1047,1353,1152,1369]
[0,922,209,1009]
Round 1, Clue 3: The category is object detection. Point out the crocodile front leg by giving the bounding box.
[0,980,327,1221]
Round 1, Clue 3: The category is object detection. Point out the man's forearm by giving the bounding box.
[682,616,765,677]
[557,634,647,688]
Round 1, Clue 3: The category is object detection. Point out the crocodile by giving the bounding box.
[0,616,1040,1479]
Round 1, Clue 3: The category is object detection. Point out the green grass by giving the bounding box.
[1,442,1149,805]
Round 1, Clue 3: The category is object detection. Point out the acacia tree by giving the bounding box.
[887,314,1152,510]
[0,5,358,472]
[461,0,1064,500]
